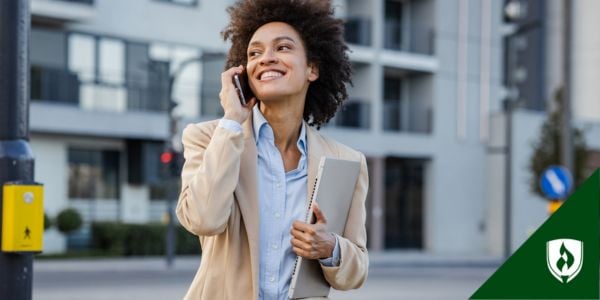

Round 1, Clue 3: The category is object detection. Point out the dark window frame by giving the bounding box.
[153,0,198,8]
[68,148,121,200]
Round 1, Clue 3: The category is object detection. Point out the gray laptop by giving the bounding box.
[288,157,361,299]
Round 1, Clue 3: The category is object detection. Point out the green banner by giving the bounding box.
[471,169,599,299]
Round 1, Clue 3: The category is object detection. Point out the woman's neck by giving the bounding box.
[259,100,304,152]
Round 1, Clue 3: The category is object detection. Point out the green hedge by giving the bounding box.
[90,222,200,256]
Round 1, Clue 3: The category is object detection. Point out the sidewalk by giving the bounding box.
[33,252,499,300]
[368,250,503,268]
[34,251,503,272]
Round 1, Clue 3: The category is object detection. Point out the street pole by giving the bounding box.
[503,98,514,258]
[163,53,223,268]
[561,0,574,173]
[0,0,35,299]
[164,74,177,269]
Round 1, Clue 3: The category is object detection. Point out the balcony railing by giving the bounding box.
[344,17,372,47]
[56,0,94,4]
[383,99,431,133]
[333,100,371,129]
[384,22,435,55]
[31,65,80,105]
[31,65,170,113]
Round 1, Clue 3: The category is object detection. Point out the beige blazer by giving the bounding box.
[176,115,369,300]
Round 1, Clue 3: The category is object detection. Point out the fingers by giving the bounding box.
[220,65,251,123]
[220,65,243,90]
[290,220,334,259]
[244,96,258,109]
[290,237,311,251]
[292,220,314,234]
[312,202,327,224]
[291,231,317,259]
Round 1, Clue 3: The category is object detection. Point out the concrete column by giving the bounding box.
[370,0,383,134]
[368,156,385,251]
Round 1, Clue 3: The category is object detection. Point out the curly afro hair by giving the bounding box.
[221,0,352,128]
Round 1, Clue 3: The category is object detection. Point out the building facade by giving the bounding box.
[486,0,600,256]
[38,0,600,257]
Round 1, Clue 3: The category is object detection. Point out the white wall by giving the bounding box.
[68,0,232,51]
[571,0,600,122]
[487,111,551,256]
[486,113,506,256]
[30,135,68,253]
[121,184,150,223]
[509,111,548,251]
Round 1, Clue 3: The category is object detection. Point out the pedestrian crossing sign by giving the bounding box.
[1,182,44,252]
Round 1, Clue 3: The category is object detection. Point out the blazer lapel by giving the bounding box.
[235,114,260,297]
[306,124,328,204]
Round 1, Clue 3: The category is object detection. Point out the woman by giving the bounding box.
[176,0,369,299]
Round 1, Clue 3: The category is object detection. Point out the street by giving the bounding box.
[33,253,500,300]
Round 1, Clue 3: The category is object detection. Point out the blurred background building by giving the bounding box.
[29,0,600,256]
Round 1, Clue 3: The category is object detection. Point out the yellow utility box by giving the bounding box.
[2,182,44,252]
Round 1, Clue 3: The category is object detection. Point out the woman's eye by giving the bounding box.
[248,51,260,57]
[278,45,291,51]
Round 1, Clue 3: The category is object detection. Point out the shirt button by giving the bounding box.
[276,183,282,188]
[269,277,275,282]
[274,212,281,219]
[272,244,278,250]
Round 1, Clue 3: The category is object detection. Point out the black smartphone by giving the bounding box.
[233,73,253,105]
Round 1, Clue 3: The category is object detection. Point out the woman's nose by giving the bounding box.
[259,49,278,65]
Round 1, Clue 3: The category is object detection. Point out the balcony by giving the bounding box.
[333,100,371,129]
[31,0,95,23]
[383,99,431,134]
[31,65,80,105]
[31,65,170,113]
[384,22,435,56]
[344,17,372,47]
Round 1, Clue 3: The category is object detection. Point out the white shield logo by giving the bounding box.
[546,239,584,283]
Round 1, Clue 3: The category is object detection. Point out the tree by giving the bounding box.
[56,208,83,234]
[529,88,588,199]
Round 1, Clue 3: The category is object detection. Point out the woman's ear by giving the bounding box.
[307,62,319,82]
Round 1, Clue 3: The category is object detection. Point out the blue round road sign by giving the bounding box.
[539,166,573,200]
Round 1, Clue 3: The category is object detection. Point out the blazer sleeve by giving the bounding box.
[320,153,369,290]
[176,123,244,236]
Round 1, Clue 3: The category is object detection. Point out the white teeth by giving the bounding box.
[260,71,283,80]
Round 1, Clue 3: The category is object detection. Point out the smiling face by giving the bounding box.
[246,22,319,104]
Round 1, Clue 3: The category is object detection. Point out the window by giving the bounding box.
[155,0,198,7]
[384,0,404,50]
[149,44,226,118]
[334,100,371,129]
[384,157,427,249]
[68,148,120,199]
[200,54,226,117]
[382,71,433,134]
[30,29,79,104]
[60,0,95,4]
[383,76,403,131]
[68,33,127,112]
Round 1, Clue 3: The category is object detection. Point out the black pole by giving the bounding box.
[503,98,513,259]
[0,0,35,299]
[561,0,573,172]
[165,75,176,269]
[162,53,222,268]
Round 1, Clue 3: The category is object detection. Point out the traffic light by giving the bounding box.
[160,149,181,178]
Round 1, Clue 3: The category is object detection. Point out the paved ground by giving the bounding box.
[33,252,501,300]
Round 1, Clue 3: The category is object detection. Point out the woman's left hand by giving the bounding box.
[290,202,336,260]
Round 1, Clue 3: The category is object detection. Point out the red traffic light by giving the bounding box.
[160,151,174,164]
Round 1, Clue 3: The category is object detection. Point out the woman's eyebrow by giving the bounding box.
[272,36,296,44]
[249,36,296,48]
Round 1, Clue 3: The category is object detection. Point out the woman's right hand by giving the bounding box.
[220,65,257,124]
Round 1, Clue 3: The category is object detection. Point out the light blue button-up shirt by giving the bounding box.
[218,106,339,300]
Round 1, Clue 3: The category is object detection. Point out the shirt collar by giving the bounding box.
[252,105,307,154]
